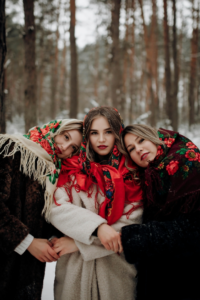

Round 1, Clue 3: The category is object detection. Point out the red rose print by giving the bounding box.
[113,145,120,156]
[185,150,198,161]
[186,142,197,149]
[54,122,60,129]
[164,138,175,148]
[39,139,53,155]
[156,145,164,157]
[112,159,119,166]
[30,129,42,142]
[41,126,49,136]
[196,153,200,162]
[166,160,179,175]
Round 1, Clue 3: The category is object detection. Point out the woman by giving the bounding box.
[0,118,83,300]
[121,124,200,300]
[50,107,143,300]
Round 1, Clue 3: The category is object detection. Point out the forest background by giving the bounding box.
[0,0,200,138]
[0,1,200,298]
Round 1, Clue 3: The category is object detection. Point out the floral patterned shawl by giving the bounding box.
[141,128,200,219]
[57,108,143,225]
[0,119,82,220]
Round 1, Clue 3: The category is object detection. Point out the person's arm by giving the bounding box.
[0,151,59,262]
[75,202,143,261]
[0,153,31,255]
[50,187,108,245]
[121,214,200,264]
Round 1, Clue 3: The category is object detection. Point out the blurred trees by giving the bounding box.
[4,0,200,131]
[69,0,78,118]
[0,0,6,133]
[23,0,37,132]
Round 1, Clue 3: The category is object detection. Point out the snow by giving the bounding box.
[42,262,56,300]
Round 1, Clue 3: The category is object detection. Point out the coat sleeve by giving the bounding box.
[0,152,30,255]
[121,213,200,264]
[75,203,143,261]
[50,187,107,245]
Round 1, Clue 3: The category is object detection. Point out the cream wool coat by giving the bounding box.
[50,182,143,300]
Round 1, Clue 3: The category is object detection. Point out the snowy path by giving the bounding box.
[42,262,56,300]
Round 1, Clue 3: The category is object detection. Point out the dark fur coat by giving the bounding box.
[122,207,200,300]
[0,144,58,300]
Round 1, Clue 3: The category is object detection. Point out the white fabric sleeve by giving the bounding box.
[75,204,143,261]
[75,238,114,261]
[14,234,34,255]
[50,188,107,245]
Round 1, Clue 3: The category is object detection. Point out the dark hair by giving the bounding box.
[84,106,126,161]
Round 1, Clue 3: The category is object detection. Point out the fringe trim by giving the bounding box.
[0,136,55,221]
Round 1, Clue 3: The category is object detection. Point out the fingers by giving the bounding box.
[50,237,58,245]
[47,246,60,260]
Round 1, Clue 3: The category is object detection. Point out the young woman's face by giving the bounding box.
[89,116,115,160]
[124,133,158,168]
[54,130,82,159]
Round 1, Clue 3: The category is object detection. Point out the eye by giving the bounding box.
[139,138,144,143]
[91,131,97,135]
[128,147,135,153]
[65,135,69,140]
[106,130,113,134]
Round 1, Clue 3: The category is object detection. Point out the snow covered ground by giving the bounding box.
[42,262,56,300]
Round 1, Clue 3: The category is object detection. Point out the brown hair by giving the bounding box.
[84,106,126,161]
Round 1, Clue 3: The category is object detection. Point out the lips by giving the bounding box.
[57,147,62,155]
[98,145,108,150]
[141,152,149,160]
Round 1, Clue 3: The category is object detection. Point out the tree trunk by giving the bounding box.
[23,0,37,132]
[69,0,78,118]
[150,0,159,122]
[163,0,172,127]
[138,0,156,126]
[129,0,135,124]
[0,0,6,133]
[59,39,68,112]
[110,0,123,112]
[172,0,179,131]
[188,1,199,128]
[50,0,61,119]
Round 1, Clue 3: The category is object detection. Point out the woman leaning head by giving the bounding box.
[0,118,83,219]
[121,124,164,168]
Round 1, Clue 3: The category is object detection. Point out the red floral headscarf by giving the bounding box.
[57,107,143,225]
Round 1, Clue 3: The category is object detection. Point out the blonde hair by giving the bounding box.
[54,122,83,136]
[84,106,126,161]
[53,120,83,156]
[121,124,165,172]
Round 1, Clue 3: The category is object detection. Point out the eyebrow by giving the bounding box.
[66,132,79,149]
[90,127,112,131]
[126,136,140,149]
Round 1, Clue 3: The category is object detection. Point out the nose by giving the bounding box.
[135,144,142,153]
[99,132,105,142]
[62,142,69,151]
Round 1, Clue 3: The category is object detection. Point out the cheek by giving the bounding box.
[109,135,115,147]
[89,135,95,147]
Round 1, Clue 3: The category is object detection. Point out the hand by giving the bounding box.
[27,238,60,262]
[49,237,59,246]
[97,224,123,253]
[52,236,79,256]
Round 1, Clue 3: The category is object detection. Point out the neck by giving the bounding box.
[95,153,111,163]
